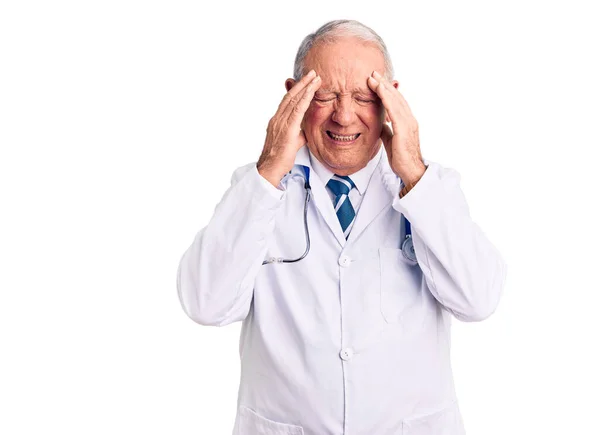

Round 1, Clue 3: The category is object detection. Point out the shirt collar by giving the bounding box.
[307,145,383,196]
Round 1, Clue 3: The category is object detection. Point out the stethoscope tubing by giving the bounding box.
[262,165,416,266]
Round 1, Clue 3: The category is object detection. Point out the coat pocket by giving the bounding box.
[237,406,304,435]
[402,402,465,435]
[379,247,424,325]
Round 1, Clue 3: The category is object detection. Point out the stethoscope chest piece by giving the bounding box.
[401,214,418,264]
[401,234,417,263]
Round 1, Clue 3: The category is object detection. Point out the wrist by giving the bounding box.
[401,161,426,183]
[257,165,285,189]
[399,164,426,198]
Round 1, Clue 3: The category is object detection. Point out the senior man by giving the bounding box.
[177,19,506,435]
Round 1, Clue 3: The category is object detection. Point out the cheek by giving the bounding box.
[372,103,385,119]
[360,107,384,131]
[304,105,331,130]
[365,101,384,121]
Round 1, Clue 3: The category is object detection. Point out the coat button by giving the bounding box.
[338,255,351,267]
[339,348,354,361]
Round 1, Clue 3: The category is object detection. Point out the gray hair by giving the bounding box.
[292,20,394,81]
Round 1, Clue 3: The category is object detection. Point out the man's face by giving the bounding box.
[286,37,395,176]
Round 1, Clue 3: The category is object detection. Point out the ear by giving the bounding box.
[285,78,296,92]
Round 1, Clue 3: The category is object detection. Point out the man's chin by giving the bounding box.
[321,154,365,174]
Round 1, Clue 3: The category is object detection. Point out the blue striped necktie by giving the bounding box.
[326,175,356,239]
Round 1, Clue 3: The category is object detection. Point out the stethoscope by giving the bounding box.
[262,165,417,265]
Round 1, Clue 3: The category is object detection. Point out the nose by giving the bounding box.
[331,96,355,126]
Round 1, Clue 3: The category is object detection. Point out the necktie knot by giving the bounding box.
[326,175,356,196]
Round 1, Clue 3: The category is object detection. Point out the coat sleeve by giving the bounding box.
[176,163,286,326]
[392,161,507,322]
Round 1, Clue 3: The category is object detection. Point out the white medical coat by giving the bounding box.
[177,145,507,435]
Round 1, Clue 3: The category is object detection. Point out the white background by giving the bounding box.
[1,0,599,433]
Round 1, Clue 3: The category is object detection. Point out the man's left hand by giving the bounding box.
[367,70,426,185]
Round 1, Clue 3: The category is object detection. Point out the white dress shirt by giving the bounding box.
[256,146,384,236]
[308,146,383,235]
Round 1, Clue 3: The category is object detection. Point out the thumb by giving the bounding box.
[380,123,393,164]
[381,123,393,149]
[296,129,308,150]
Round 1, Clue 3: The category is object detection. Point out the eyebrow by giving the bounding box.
[315,88,336,94]
[316,88,377,96]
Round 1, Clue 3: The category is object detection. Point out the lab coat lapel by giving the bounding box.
[293,146,347,248]
[346,147,401,245]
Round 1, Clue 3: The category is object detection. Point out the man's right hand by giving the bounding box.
[257,70,321,188]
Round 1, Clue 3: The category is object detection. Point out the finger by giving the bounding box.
[279,74,319,121]
[373,71,396,92]
[296,128,308,150]
[285,75,321,126]
[277,70,317,114]
[369,75,409,130]
[367,74,396,116]
[372,71,414,119]
[368,72,403,116]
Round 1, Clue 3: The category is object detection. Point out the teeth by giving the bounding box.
[329,132,359,141]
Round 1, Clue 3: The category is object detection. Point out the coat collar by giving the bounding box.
[289,145,402,248]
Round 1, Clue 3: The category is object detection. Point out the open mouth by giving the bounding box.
[326,131,360,142]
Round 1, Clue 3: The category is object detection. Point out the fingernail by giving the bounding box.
[373,70,381,79]
[308,70,316,77]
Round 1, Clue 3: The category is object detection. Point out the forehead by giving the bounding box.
[304,37,386,92]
